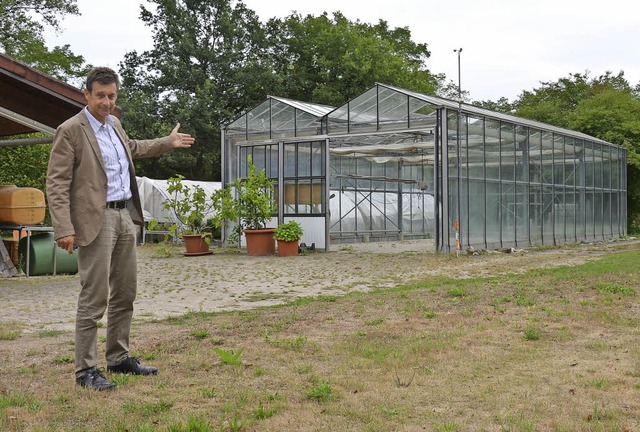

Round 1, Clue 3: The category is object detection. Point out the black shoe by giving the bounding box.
[76,367,116,391]
[107,356,158,376]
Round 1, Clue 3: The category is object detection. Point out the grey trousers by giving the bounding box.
[75,207,137,376]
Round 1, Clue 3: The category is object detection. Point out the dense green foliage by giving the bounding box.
[119,0,272,181]
[264,12,438,106]
[0,143,51,191]
[0,0,88,81]
[118,1,440,181]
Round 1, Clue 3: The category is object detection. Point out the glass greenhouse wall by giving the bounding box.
[222,85,627,252]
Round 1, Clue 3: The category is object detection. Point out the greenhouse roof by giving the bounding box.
[268,96,335,118]
[377,83,613,146]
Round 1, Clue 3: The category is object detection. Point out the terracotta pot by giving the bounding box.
[276,239,299,257]
[244,228,276,256]
[182,234,212,255]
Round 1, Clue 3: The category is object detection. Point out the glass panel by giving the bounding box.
[500,123,515,182]
[564,137,576,186]
[348,87,379,133]
[529,129,542,185]
[542,185,554,244]
[246,99,272,141]
[296,111,323,137]
[298,142,311,177]
[468,176,485,247]
[284,144,296,177]
[311,141,324,177]
[378,87,409,131]
[271,100,296,137]
[565,189,576,242]
[485,119,500,181]
[541,132,553,185]
[409,97,438,129]
[515,184,527,244]
[553,135,564,186]
[327,104,349,134]
[515,126,527,182]
[586,191,595,239]
[594,143,603,188]
[529,184,543,244]
[603,146,612,189]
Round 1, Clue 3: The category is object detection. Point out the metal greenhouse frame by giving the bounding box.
[222,85,627,252]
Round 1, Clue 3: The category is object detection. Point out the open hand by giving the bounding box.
[170,123,195,149]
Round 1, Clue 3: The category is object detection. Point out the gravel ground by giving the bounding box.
[0,238,635,333]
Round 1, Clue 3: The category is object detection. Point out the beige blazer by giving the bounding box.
[46,110,174,246]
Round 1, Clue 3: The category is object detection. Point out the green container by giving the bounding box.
[18,232,78,276]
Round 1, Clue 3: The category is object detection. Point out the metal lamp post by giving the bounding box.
[453,48,462,256]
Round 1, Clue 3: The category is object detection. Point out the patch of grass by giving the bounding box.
[254,402,275,420]
[447,287,467,298]
[595,283,636,296]
[523,325,542,341]
[434,422,462,432]
[0,391,42,412]
[264,333,308,351]
[191,329,210,339]
[53,354,73,364]
[165,415,214,432]
[0,322,21,340]
[307,380,332,402]
[3,243,640,431]
[515,294,535,307]
[37,329,65,338]
[122,399,173,416]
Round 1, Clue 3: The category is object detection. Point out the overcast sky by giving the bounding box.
[44,0,640,102]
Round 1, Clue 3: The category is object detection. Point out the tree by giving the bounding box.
[0,0,88,81]
[118,0,274,181]
[265,12,439,106]
[120,3,441,180]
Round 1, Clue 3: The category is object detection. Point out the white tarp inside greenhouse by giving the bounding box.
[136,176,221,224]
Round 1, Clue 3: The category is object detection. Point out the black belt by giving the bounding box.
[106,200,128,209]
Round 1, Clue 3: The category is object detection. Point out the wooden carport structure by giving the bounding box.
[0,53,85,146]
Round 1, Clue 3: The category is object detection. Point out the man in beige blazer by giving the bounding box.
[47,67,194,391]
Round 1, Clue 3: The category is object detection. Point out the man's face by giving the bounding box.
[84,81,117,124]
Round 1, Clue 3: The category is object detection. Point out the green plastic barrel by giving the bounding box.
[18,232,78,276]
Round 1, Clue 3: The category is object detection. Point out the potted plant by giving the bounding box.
[273,220,303,257]
[158,175,221,255]
[228,157,277,256]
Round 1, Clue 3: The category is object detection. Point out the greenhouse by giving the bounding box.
[222,84,627,252]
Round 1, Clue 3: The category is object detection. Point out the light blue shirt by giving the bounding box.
[84,107,132,202]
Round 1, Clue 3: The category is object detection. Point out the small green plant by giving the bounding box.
[307,380,332,402]
[515,294,535,307]
[0,391,42,412]
[595,283,636,296]
[231,157,277,231]
[191,329,210,339]
[111,373,136,387]
[0,323,21,340]
[254,402,275,420]
[226,416,247,432]
[37,329,65,338]
[434,422,462,432]
[448,287,467,298]
[53,354,73,364]
[523,325,541,341]
[273,220,303,241]
[214,347,244,365]
[202,388,217,398]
